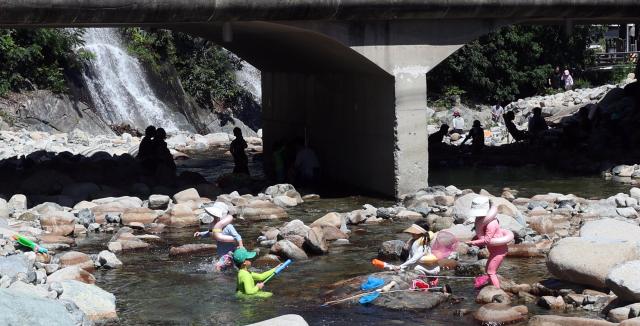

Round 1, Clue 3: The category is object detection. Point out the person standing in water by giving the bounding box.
[230,127,249,175]
[466,196,510,289]
[194,202,244,271]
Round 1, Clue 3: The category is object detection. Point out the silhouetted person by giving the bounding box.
[137,125,157,174]
[548,66,563,89]
[152,128,176,185]
[230,127,249,175]
[528,107,548,141]
[429,124,449,149]
[294,139,320,187]
[503,111,527,142]
[462,120,484,155]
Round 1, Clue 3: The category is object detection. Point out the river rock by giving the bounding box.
[8,194,27,214]
[270,240,308,260]
[121,207,157,226]
[241,200,287,221]
[606,260,640,302]
[265,184,302,203]
[396,210,423,220]
[247,314,308,326]
[173,188,200,203]
[92,196,142,208]
[613,165,635,177]
[0,254,32,278]
[427,214,454,231]
[168,244,217,256]
[76,208,95,226]
[40,211,76,236]
[546,237,640,288]
[47,266,96,284]
[96,250,122,269]
[456,259,487,276]
[311,212,342,228]
[252,254,282,268]
[0,199,8,219]
[59,280,117,322]
[157,203,198,227]
[538,296,566,310]
[316,225,348,241]
[452,193,481,223]
[580,218,640,241]
[9,281,49,299]
[40,234,75,245]
[497,214,526,239]
[273,195,298,208]
[148,194,171,210]
[304,226,328,254]
[378,240,405,260]
[618,207,639,218]
[443,224,475,242]
[528,315,616,326]
[372,291,447,310]
[476,285,511,304]
[0,288,78,326]
[280,219,310,238]
[473,303,528,324]
[58,251,94,272]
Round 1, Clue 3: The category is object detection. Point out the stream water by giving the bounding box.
[75,157,629,325]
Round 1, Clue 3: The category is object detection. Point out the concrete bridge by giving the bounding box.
[2,1,640,197]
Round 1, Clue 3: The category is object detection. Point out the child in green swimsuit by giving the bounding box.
[233,247,278,299]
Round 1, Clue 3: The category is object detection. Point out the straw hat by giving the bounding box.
[403,224,428,235]
[469,196,490,218]
[204,202,229,218]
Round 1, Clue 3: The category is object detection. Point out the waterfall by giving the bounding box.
[77,28,190,133]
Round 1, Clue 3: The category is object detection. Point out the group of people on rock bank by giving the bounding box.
[136,125,176,182]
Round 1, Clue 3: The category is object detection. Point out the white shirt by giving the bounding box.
[452,116,465,130]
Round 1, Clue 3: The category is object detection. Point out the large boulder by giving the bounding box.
[270,240,308,260]
[156,203,198,227]
[378,240,405,260]
[40,211,76,236]
[173,188,200,204]
[241,200,287,221]
[59,280,117,322]
[310,212,342,228]
[496,214,527,240]
[148,194,171,210]
[580,218,640,242]
[473,304,528,324]
[265,184,302,203]
[606,260,640,302]
[304,226,328,254]
[0,288,79,326]
[528,315,616,326]
[280,220,310,238]
[0,254,32,278]
[443,224,475,242]
[546,237,640,288]
[96,250,123,269]
[452,193,481,223]
[121,207,157,226]
[58,251,94,272]
[47,266,96,284]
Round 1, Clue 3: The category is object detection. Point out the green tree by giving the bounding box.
[428,25,605,104]
[0,28,89,95]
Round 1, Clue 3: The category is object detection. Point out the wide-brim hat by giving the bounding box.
[469,196,490,218]
[233,247,257,265]
[204,202,229,218]
[403,224,428,235]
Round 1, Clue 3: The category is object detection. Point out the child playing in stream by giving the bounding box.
[234,247,280,299]
[194,202,244,272]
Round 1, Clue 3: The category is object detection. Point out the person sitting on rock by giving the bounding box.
[428,124,449,149]
[230,127,249,175]
[461,120,485,154]
[137,125,156,174]
[527,107,548,142]
[502,111,527,143]
[450,111,465,135]
[152,127,176,176]
[194,202,244,272]
[234,247,280,299]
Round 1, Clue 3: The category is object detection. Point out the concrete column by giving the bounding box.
[394,71,428,196]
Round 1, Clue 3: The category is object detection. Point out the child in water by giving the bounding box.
[372,222,440,275]
[234,247,280,299]
[466,196,511,288]
[194,202,243,271]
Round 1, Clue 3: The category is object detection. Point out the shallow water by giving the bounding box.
[76,157,629,325]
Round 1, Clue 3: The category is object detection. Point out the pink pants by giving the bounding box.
[486,244,508,288]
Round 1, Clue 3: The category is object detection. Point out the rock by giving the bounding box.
[247,314,309,326]
[9,281,49,299]
[168,244,217,256]
[617,207,639,218]
[283,235,305,248]
[606,260,640,302]
[316,225,348,241]
[538,296,566,310]
[273,195,298,208]
[96,250,122,269]
[378,240,405,260]
[497,214,526,239]
[0,254,31,278]
[107,241,122,253]
[508,243,546,257]
[609,307,632,322]
[396,210,423,220]
[528,315,616,326]
[252,254,282,268]
[442,224,475,242]
[280,219,310,238]
[622,318,640,326]
[59,280,117,322]
[157,203,198,227]
[265,184,302,203]
[473,303,528,324]
[241,200,287,221]
[456,259,487,276]
[40,211,76,236]
[426,214,454,231]
[304,226,328,254]
[148,194,171,210]
[47,266,96,284]
[173,188,200,204]
[311,212,342,228]
[76,208,95,226]
[580,218,640,241]
[452,193,481,223]
[372,291,447,310]
[44,263,60,274]
[613,165,635,177]
[547,237,640,288]
[302,194,320,200]
[270,240,308,260]
[8,194,27,214]
[630,187,640,201]
[476,285,511,304]
[0,288,78,326]
[58,251,94,272]
[121,207,157,226]
[105,212,121,224]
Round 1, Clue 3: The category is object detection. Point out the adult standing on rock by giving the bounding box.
[561,69,574,91]
[527,107,548,143]
[137,125,157,175]
[230,127,249,175]
[466,196,513,289]
[194,202,244,271]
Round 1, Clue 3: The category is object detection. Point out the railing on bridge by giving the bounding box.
[594,51,639,67]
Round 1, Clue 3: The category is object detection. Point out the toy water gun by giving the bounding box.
[264,259,292,283]
[12,234,48,254]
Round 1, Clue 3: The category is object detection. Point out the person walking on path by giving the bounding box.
[230,127,249,175]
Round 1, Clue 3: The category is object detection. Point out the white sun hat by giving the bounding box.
[469,196,490,218]
[204,202,229,218]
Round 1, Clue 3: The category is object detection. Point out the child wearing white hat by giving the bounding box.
[194,202,244,271]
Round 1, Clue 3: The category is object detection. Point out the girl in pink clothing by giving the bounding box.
[465,196,513,289]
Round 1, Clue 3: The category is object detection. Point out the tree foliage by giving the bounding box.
[0,29,89,95]
[120,28,243,111]
[428,25,606,104]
